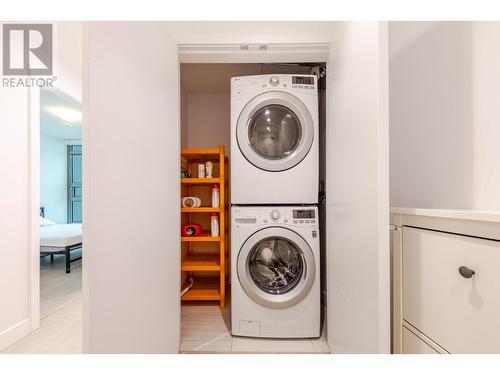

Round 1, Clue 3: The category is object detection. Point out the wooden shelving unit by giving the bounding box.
[180,146,226,308]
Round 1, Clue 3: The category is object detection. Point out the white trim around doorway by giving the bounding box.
[178,43,329,64]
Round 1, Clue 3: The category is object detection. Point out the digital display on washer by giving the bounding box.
[292,76,314,85]
[293,210,315,219]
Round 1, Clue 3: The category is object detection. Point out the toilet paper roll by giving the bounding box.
[181,197,201,208]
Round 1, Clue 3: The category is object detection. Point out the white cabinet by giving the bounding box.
[402,227,500,353]
[391,209,500,354]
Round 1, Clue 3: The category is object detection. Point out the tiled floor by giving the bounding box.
[180,301,330,354]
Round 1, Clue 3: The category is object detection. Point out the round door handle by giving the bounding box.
[459,266,475,279]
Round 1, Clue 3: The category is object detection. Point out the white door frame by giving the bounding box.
[27,86,81,339]
[178,43,329,64]
[28,87,41,334]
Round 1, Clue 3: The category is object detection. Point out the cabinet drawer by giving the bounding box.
[403,227,500,353]
[402,326,439,354]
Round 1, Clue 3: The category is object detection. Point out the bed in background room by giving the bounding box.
[40,207,82,273]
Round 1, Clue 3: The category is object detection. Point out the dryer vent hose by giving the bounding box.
[181,277,195,297]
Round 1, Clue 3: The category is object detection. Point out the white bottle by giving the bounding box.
[198,164,205,178]
[211,213,219,237]
[205,161,213,178]
[211,183,220,208]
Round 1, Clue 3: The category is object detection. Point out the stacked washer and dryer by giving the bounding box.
[230,74,321,338]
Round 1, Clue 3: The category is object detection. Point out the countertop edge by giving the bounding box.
[391,207,500,223]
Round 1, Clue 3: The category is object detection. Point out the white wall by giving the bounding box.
[83,22,180,353]
[326,21,390,353]
[0,88,32,350]
[40,133,67,224]
[181,87,188,148]
[185,94,229,149]
[54,22,83,102]
[470,22,500,209]
[389,21,500,210]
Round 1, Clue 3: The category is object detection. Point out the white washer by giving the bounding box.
[230,74,319,204]
[231,206,320,338]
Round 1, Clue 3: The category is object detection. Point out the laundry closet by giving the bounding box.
[179,63,328,353]
[72,22,393,354]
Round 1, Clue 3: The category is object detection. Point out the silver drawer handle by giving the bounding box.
[459,266,475,279]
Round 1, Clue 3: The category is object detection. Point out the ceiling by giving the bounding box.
[181,63,314,94]
[40,89,82,140]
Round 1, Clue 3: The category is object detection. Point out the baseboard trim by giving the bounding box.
[0,319,31,352]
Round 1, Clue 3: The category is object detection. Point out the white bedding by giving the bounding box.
[40,224,82,249]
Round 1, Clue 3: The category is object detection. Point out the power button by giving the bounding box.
[269,76,280,86]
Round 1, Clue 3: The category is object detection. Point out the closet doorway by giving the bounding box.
[179,62,328,353]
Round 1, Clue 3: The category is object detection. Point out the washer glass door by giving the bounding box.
[237,91,314,172]
[237,227,316,309]
[249,237,303,295]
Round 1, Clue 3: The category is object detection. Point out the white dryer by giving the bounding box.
[231,206,320,338]
[230,74,319,204]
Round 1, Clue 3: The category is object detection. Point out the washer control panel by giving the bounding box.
[270,209,280,221]
[233,207,318,228]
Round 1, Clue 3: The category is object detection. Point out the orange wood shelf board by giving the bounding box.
[181,178,220,185]
[181,254,220,271]
[181,148,220,155]
[181,207,221,213]
[181,277,220,301]
[181,148,221,162]
[181,233,220,242]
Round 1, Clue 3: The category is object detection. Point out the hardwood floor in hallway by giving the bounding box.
[1,251,83,354]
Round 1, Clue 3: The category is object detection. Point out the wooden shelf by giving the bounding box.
[181,178,220,185]
[180,145,226,309]
[181,231,220,242]
[181,207,221,213]
[181,277,220,302]
[181,254,220,271]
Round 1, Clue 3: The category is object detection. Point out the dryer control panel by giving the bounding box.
[231,74,317,96]
[232,206,318,228]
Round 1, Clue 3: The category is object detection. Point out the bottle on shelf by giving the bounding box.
[211,212,219,237]
[205,161,213,178]
[212,183,220,208]
[198,163,205,178]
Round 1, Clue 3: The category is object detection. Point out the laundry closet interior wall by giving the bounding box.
[179,62,327,338]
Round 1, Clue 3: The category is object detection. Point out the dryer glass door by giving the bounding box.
[237,91,314,172]
[248,105,302,161]
[237,227,316,309]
